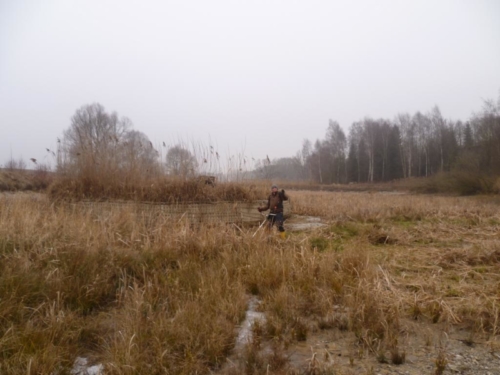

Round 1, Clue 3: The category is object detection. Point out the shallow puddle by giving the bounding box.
[234,296,266,350]
[286,215,326,231]
[220,296,266,372]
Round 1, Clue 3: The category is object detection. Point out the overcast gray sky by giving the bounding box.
[1,0,499,169]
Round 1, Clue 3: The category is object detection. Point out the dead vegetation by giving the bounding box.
[48,175,267,203]
[0,168,54,192]
[1,190,499,374]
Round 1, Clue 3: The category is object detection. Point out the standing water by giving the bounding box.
[234,296,266,351]
[220,295,266,372]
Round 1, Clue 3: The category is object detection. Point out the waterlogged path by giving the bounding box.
[286,215,326,231]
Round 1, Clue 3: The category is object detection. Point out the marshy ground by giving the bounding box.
[1,190,499,374]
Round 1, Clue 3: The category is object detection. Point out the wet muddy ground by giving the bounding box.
[283,321,500,374]
[285,215,326,232]
[221,297,500,375]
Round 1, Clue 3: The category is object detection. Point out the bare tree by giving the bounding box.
[413,112,431,177]
[470,97,500,174]
[378,120,393,181]
[165,145,198,178]
[120,130,160,178]
[325,120,347,183]
[301,139,312,166]
[395,113,415,178]
[61,103,131,176]
[429,106,446,173]
[57,102,167,185]
[362,118,378,182]
[314,139,324,183]
[347,121,366,183]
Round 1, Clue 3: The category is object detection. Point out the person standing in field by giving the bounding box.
[258,185,289,237]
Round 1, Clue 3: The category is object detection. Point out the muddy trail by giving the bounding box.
[218,297,500,375]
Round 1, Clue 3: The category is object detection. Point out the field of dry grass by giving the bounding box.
[1,190,499,374]
[0,169,53,192]
[48,176,268,203]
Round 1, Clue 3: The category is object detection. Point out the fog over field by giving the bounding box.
[1,0,499,168]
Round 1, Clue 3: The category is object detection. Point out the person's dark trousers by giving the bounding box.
[267,212,285,232]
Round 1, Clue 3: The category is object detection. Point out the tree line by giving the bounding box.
[255,96,500,185]
[53,97,500,188]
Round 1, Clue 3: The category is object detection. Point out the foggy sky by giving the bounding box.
[1,0,499,170]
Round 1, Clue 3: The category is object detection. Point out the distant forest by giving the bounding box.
[4,96,498,194]
[254,96,500,185]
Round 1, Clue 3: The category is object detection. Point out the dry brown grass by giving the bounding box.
[0,168,54,192]
[293,190,500,321]
[274,177,430,194]
[48,175,268,203]
[1,190,499,374]
[291,190,500,220]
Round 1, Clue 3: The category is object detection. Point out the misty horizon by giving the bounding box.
[1,0,499,169]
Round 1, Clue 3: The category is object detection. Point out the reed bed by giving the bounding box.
[48,176,268,203]
[1,190,499,374]
[291,190,500,222]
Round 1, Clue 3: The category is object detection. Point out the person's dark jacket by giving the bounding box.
[259,190,288,214]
